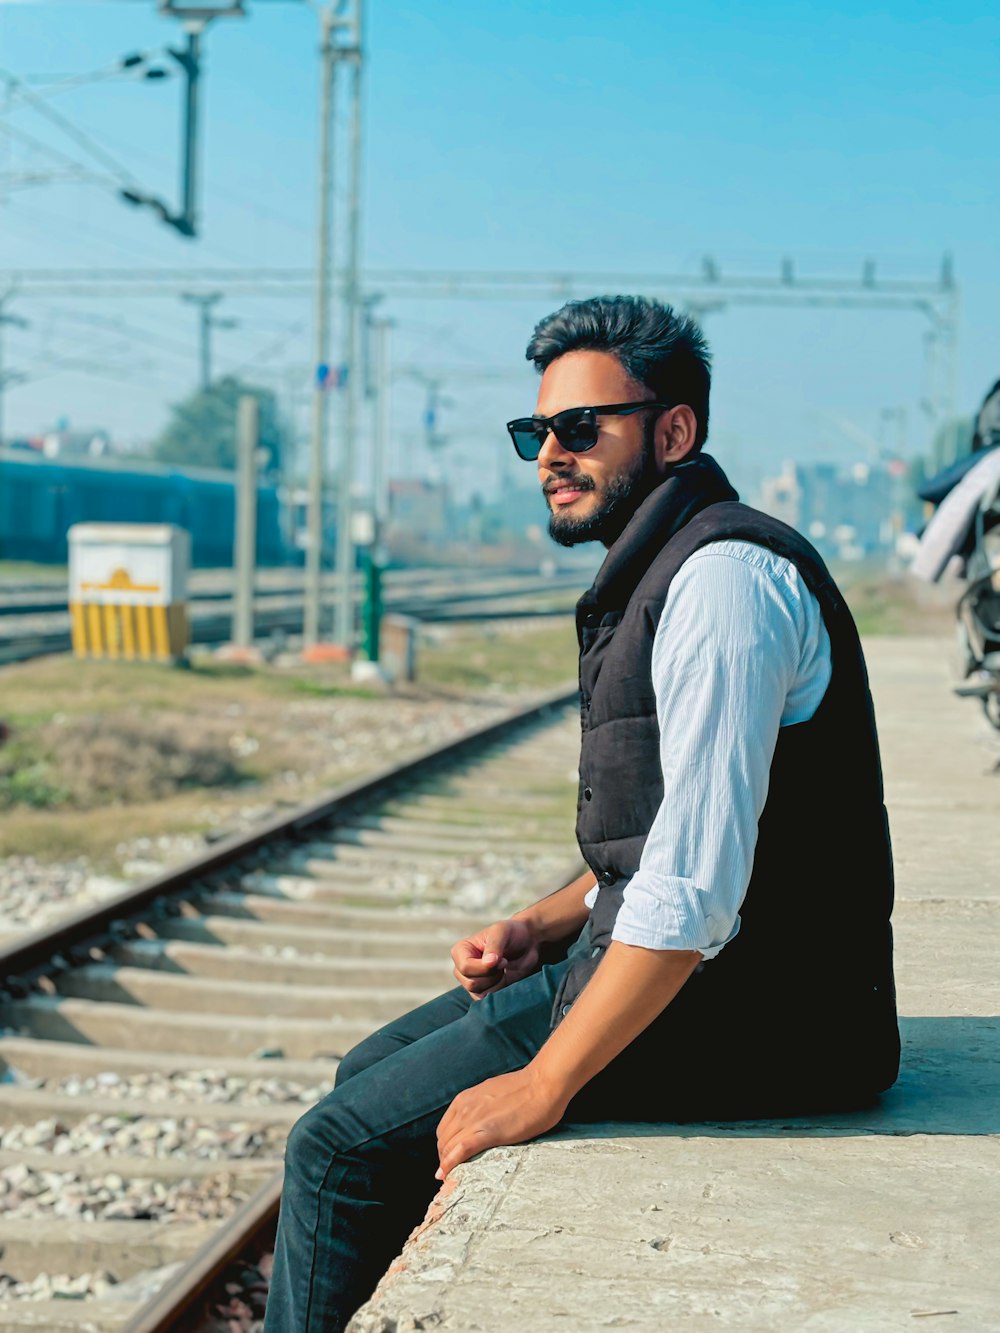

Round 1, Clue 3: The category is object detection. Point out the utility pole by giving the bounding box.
[0,291,29,447]
[181,290,236,390]
[422,377,451,480]
[372,316,392,538]
[304,5,338,649]
[360,313,391,663]
[333,0,364,650]
[173,24,203,237]
[232,394,259,649]
[120,3,244,237]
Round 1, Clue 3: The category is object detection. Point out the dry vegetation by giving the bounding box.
[0,571,951,872]
[0,618,579,869]
[835,565,955,637]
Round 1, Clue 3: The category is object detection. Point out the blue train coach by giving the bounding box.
[0,449,288,568]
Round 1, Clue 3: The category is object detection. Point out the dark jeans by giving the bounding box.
[263,947,879,1332]
[263,950,648,1333]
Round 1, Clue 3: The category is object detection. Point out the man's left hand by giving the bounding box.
[435,1067,566,1180]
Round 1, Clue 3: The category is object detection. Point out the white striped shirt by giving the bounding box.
[582,539,832,959]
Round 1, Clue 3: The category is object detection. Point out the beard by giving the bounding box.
[546,429,661,548]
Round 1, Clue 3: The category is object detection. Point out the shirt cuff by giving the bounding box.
[609,875,741,960]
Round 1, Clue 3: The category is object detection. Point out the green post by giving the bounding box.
[362,547,383,662]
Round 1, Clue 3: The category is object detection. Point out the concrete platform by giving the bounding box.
[348,637,1000,1332]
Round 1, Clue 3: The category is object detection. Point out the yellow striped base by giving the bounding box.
[69,602,189,662]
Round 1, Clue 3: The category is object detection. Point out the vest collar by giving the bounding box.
[579,453,738,617]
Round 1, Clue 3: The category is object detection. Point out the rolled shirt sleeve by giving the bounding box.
[609,540,831,959]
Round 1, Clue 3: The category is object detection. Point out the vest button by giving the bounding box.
[561,1003,573,1018]
[600,869,616,886]
[583,786,592,801]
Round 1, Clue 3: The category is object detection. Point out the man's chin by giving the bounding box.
[546,486,647,548]
[547,506,604,547]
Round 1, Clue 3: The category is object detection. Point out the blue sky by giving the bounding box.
[1,0,998,498]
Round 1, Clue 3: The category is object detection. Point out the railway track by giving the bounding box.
[0,569,586,666]
[0,688,582,1332]
[0,568,587,618]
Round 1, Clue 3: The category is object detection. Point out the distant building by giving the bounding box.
[387,479,451,546]
[472,483,549,544]
[41,427,113,459]
[756,459,912,561]
[758,464,803,531]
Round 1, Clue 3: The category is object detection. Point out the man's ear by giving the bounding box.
[656,405,700,469]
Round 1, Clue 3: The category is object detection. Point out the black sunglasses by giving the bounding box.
[506,401,672,461]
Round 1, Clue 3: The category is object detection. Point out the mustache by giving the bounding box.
[541,473,597,496]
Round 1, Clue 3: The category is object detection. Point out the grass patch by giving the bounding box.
[0,798,218,868]
[0,657,325,860]
[417,617,578,692]
[836,567,954,637]
[280,676,381,700]
[0,657,376,720]
[0,581,948,876]
[0,560,66,583]
[0,710,250,813]
[0,743,69,809]
[0,623,578,868]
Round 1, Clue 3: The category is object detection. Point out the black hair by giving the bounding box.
[525,295,712,449]
[972,378,1000,453]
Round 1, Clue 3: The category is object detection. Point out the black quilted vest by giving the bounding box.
[553,455,899,1112]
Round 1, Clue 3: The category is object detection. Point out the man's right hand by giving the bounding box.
[451,918,541,1000]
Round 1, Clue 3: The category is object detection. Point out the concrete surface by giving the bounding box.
[348,637,1000,1332]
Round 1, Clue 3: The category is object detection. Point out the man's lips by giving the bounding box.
[544,478,593,506]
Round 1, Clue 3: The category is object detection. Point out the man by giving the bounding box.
[264,296,899,1332]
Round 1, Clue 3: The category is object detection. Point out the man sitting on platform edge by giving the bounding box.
[263,295,900,1333]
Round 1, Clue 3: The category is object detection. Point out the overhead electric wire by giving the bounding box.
[15,321,179,390]
[2,198,185,267]
[9,343,176,389]
[0,65,144,190]
[0,165,110,192]
[6,52,170,104]
[40,307,201,363]
[1,119,287,270]
[0,119,120,189]
[224,319,307,377]
[10,351,173,392]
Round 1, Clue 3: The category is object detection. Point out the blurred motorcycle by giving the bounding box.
[911,378,1000,731]
[953,470,1000,730]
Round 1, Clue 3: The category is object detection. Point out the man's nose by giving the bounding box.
[536,428,575,471]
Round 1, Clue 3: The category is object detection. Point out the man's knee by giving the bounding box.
[282,1092,356,1193]
[335,1030,398,1087]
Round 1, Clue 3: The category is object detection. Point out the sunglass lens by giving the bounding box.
[553,412,598,452]
[509,422,545,460]
[508,409,598,459]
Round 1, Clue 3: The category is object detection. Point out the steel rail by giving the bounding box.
[124,1169,284,1333]
[0,682,580,1330]
[0,683,582,1331]
[0,572,587,667]
[123,906,596,1331]
[0,572,584,619]
[0,681,579,987]
[0,607,576,668]
[0,569,587,618]
[0,597,579,668]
